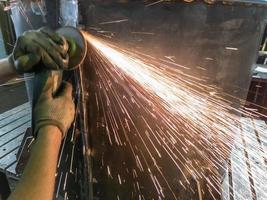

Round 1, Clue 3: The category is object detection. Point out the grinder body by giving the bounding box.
[32,27,87,133]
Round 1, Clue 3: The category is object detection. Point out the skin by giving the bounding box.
[0,56,72,199]
[0,27,72,199]
[0,39,72,199]
[0,58,17,84]
[8,125,62,200]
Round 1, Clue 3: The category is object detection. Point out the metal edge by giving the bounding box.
[221,0,267,5]
[148,0,267,6]
[76,62,94,200]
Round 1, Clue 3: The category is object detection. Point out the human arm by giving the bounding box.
[0,27,69,84]
[8,80,75,200]
[8,126,62,200]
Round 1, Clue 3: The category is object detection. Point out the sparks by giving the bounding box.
[83,32,267,199]
[99,19,129,25]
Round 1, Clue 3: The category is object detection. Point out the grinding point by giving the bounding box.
[56,26,87,70]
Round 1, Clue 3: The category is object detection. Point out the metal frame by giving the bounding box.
[147,0,267,6]
[222,0,267,5]
[0,1,16,55]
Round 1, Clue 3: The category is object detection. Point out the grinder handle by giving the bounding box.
[32,70,63,106]
[32,66,63,136]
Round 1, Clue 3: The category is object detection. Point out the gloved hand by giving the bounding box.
[33,77,75,139]
[9,27,69,74]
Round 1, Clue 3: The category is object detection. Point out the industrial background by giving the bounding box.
[0,0,267,200]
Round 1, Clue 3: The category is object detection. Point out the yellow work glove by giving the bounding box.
[9,27,69,74]
[33,77,75,139]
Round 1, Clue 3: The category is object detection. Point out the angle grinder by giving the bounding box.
[32,26,87,133]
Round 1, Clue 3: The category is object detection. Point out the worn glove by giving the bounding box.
[33,77,75,139]
[9,27,69,74]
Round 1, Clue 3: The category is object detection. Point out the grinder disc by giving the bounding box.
[56,26,87,70]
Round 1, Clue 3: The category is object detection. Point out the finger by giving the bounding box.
[40,33,69,57]
[38,72,55,99]
[21,29,68,57]
[25,43,61,70]
[49,37,69,57]
[41,48,69,70]
[13,32,40,59]
[39,27,64,44]
[40,48,61,70]
[40,28,69,57]
[13,36,27,58]
[58,81,73,98]
[14,53,41,73]
[33,37,69,69]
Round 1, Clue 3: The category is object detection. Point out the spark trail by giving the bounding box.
[83,32,267,199]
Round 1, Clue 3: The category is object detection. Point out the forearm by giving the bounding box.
[0,57,17,83]
[8,126,62,200]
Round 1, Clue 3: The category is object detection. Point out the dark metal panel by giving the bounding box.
[0,172,11,199]
[80,1,267,101]
[0,2,16,55]
[222,0,267,5]
[79,1,267,199]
